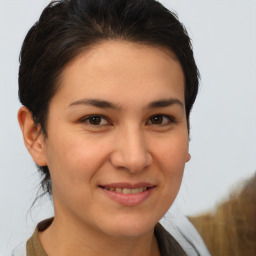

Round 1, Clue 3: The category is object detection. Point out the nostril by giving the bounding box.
[109,136,152,172]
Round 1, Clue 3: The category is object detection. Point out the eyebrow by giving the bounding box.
[69,99,121,110]
[68,98,184,110]
[147,98,184,109]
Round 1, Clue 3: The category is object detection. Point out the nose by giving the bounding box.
[110,126,152,173]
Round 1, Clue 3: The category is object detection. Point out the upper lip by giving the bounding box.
[99,182,155,189]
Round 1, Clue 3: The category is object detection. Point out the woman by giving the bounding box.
[14,0,209,255]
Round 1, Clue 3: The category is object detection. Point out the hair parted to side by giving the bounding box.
[19,0,199,196]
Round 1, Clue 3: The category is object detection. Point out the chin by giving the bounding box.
[100,213,159,238]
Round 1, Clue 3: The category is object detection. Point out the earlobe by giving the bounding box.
[17,106,47,166]
[186,153,191,163]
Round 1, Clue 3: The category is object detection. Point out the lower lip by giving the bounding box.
[100,187,154,206]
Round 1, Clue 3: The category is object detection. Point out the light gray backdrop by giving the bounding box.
[1,0,255,254]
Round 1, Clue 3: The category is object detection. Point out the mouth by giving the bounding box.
[99,186,150,194]
[98,183,155,206]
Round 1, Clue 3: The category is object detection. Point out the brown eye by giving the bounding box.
[88,116,102,125]
[80,115,109,126]
[147,115,175,126]
[150,115,163,124]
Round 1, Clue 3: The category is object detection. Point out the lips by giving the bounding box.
[99,182,155,205]
[99,182,155,193]
[102,186,148,194]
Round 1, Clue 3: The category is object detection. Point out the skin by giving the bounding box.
[18,41,190,256]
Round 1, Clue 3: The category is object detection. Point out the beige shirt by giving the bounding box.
[26,218,52,256]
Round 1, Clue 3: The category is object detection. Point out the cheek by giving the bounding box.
[160,148,186,188]
[153,134,188,193]
[45,134,111,189]
[154,134,189,171]
[45,137,103,211]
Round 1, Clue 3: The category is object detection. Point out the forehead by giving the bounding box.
[54,41,185,108]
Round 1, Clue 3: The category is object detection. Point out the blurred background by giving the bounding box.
[0,0,255,255]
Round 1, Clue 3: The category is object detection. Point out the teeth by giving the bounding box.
[132,187,143,194]
[123,188,132,194]
[116,188,122,193]
[105,187,148,194]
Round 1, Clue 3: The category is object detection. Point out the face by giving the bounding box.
[41,41,190,238]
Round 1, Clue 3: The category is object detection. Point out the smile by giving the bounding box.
[99,183,155,206]
[102,187,147,194]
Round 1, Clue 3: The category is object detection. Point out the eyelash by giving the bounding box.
[79,114,176,127]
[79,115,110,126]
[146,114,176,125]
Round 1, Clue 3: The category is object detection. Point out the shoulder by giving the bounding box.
[160,207,211,256]
[11,243,26,256]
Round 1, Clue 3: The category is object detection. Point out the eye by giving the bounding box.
[147,114,175,125]
[80,115,110,126]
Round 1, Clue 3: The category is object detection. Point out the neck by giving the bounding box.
[39,214,160,256]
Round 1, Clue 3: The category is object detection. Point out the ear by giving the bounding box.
[186,153,191,163]
[18,106,47,166]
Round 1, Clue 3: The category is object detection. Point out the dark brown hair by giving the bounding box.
[19,0,199,196]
